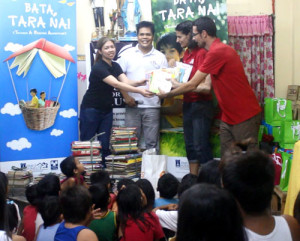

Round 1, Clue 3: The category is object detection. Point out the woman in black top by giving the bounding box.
[80,37,153,166]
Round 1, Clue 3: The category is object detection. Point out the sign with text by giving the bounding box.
[151,0,228,43]
[0,0,78,172]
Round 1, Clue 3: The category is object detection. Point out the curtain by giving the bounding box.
[227,15,274,106]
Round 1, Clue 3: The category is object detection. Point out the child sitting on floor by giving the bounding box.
[117,184,165,241]
[54,186,98,241]
[36,196,62,241]
[154,173,179,208]
[18,184,38,241]
[90,170,116,210]
[60,156,88,191]
[89,184,117,241]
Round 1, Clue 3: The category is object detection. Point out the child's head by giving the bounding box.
[177,173,197,198]
[0,172,8,194]
[177,183,246,241]
[117,184,145,221]
[25,184,38,206]
[157,32,183,62]
[90,170,111,189]
[136,179,155,211]
[60,185,93,224]
[60,156,84,178]
[40,91,46,100]
[157,173,179,199]
[222,150,275,214]
[30,88,37,96]
[197,160,221,187]
[37,174,60,198]
[116,178,135,192]
[89,184,109,211]
[39,196,62,228]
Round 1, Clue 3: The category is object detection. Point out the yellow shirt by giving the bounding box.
[31,96,39,108]
[162,95,183,128]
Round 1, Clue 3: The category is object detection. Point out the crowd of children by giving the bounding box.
[1,148,300,241]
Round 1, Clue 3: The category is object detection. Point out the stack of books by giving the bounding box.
[7,170,33,187]
[105,153,142,179]
[110,127,138,154]
[71,141,103,184]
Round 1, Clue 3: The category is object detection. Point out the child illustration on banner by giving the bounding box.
[29,88,39,108]
[157,32,184,129]
[38,91,46,107]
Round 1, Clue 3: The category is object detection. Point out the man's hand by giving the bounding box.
[156,88,168,99]
[171,78,181,89]
[124,95,137,107]
[136,79,148,86]
[140,89,155,98]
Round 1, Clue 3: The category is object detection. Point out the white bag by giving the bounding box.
[141,148,167,198]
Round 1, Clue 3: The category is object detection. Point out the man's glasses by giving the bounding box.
[192,32,200,37]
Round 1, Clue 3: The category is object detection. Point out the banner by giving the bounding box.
[152,0,228,43]
[0,0,78,174]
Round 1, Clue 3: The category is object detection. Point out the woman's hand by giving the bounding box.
[170,78,181,89]
[124,95,137,107]
[156,88,168,99]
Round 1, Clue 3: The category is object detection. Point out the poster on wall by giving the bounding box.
[151,0,228,43]
[0,0,78,174]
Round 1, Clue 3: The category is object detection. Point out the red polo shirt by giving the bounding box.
[182,47,212,102]
[199,39,261,124]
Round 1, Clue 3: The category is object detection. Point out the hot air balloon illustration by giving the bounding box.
[3,38,75,131]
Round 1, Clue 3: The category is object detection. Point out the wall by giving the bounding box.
[275,0,300,98]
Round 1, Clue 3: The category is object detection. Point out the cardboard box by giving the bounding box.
[287,85,300,101]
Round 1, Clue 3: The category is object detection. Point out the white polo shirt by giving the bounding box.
[117,44,168,108]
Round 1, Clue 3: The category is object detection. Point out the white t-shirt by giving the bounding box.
[0,231,12,241]
[155,210,178,232]
[245,216,292,241]
[117,44,168,108]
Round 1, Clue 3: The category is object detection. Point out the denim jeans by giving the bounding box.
[79,107,113,166]
[183,101,214,164]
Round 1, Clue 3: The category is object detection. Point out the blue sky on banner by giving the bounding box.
[0,0,78,162]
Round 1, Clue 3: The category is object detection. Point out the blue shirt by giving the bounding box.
[37,223,60,241]
[154,198,178,208]
[54,221,87,241]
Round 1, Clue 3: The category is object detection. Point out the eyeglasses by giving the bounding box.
[192,32,200,37]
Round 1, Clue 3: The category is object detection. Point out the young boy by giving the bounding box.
[154,173,179,208]
[54,185,98,241]
[29,88,39,108]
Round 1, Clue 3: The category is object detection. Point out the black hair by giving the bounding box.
[293,191,300,224]
[60,185,92,224]
[0,173,11,238]
[60,156,76,178]
[0,172,8,194]
[30,88,37,94]
[157,173,179,199]
[117,184,154,234]
[193,17,217,37]
[177,173,197,198]
[7,203,18,233]
[222,150,275,214]
[37,174,60,198]
[136,21,155,35]
[136,179,155,211]
[156,32,183,55]
[89,184,109,211]
[197,160,221,187]
[25,184,38,206]
[39,196,62,228]
[116,178,135,192]
[90,170,111,188]
[177,184,246,241]
[176,20,198,49]
[95,37,116,63]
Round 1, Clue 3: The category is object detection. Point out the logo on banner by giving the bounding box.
[50,160,59,170]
